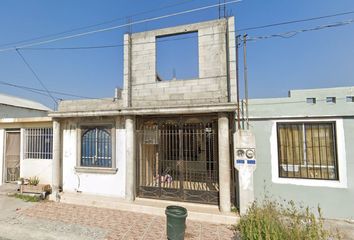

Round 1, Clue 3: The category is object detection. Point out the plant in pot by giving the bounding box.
[28,176,40,186]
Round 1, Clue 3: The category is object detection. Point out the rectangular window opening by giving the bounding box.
[156,31,199,81]
[306,98,316,104]
[276,122,338,181]
[326,97,336,103]
[346,96,354,102]
[24,128,53,159]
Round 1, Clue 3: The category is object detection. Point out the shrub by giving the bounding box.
[234,199,341,240]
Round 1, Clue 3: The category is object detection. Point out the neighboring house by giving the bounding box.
[0,93,52,185]
[49,17,238,213]
[248,86,354,219]
[0,93,50,118]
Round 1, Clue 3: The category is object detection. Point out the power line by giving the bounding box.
[0,0,241,53]
[15,49,58,105]
[0,80,95,99]
[247,19,354,41]
[0,0,198,49]
[238,10,354,31]
[19,30,236,51]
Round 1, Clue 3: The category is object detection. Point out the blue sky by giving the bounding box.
[0,0,353,108]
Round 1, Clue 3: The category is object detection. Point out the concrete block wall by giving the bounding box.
[123,18,237,108]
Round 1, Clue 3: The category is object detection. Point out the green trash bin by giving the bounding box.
[165,205,188,240]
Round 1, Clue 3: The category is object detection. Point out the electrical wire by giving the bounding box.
[0,0,198,49]
[247,19,354,41]
[0,0,241,53]
[238,10,354,31]
[0,80,94,99]
[15,49,58,105]
[19,31,236,51]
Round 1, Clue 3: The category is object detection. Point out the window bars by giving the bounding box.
[24,128,53,159]
[277,122,338,180]
[81,127,112,168]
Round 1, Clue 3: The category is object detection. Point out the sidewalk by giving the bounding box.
[21,201,236,240]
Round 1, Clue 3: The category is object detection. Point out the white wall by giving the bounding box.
[62,120,126,198]
[19,128,53,184]
[20,159,52,184]
[0,129,4,185]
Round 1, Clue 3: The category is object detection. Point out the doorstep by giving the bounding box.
[59,192,239,225]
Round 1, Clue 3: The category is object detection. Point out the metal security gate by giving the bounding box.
[137,116,219,204]
[5,131,20,182]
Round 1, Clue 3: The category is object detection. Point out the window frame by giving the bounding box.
[276,121,338,180]
[23,127,53,160]
[76,122,117,174]
[270,118,347,188]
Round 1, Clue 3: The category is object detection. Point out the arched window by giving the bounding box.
[81,127,112,168]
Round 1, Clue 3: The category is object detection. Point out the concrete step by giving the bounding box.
[59,192,239,225]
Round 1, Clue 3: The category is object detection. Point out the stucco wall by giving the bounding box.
[62,118,126,198]
[20,159,52,184]
[0,121,52,185]
[250,117,354,219]
[0,129,4,185]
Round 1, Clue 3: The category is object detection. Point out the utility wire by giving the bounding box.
[0,80,94,99]
[0,0,241,53]
[18,16,354,52]
[247,19,354,41]
[15,49,58,105]
[0,0,198,49]
[238,10,354,31]
[19,31,236,51]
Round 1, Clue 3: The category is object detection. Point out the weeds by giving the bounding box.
[234,199,341,240]
[13,193,40,202]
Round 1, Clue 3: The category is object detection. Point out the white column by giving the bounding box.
[125,116,136,201]
[218,113,231,212]
[51,119,61,201]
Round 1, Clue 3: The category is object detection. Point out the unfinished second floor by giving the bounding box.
[55,18,238,115]
[122,17,237,108]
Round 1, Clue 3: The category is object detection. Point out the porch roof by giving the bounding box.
[49,103,237,118]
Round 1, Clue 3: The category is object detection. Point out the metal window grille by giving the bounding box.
[24,128,53,159]
[277,122,338,180]
[81,127,112,168]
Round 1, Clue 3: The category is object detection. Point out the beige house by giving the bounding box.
[48,17,239,215]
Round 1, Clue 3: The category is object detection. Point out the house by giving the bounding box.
[0,93,52,184]
[248,86,354,219]
[48,17,238,213]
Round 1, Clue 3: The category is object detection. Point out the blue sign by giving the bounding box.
[236,160,245,164]
[247,160,256,165]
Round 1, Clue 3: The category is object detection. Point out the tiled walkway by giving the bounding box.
[21,202,236,240]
